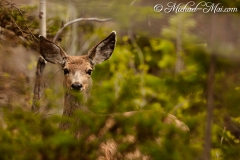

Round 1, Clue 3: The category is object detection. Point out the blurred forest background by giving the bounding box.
[1,0,240,159]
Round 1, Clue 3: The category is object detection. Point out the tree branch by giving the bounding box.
[53,18,112,43]
[0,0,38,42]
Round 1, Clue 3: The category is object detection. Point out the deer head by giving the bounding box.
[39,31,116,96]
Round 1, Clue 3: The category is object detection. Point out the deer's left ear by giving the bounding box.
[88,31,116,66]
[39,36,67,66]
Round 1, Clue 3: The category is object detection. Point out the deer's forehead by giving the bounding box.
[65,56,92,70]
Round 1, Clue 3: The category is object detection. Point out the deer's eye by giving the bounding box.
[86,69,92,75]
[63,68,70,75]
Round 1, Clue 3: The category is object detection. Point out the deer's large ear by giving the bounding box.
[88,31,116,66]
[39,36,67,65]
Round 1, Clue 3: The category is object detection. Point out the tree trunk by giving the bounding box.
[32,0,47,112]
[202,55,216,160]
[175,17,184,74]
[39,0,46,37]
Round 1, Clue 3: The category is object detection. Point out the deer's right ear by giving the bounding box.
[88,31,116,66]
[39,36,67,65]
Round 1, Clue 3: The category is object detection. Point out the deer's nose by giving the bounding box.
[71,83,83,90]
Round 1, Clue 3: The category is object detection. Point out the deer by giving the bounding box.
[38,31,189,159]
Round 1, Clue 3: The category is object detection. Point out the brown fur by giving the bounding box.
[63,55,93,93]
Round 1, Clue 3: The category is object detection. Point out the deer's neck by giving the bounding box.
[63,92,89,116]
[59,91,89,130]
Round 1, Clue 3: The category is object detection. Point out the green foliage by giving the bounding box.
[0,4,38,33]
[0,2,39,50]
[0,108,193,160]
